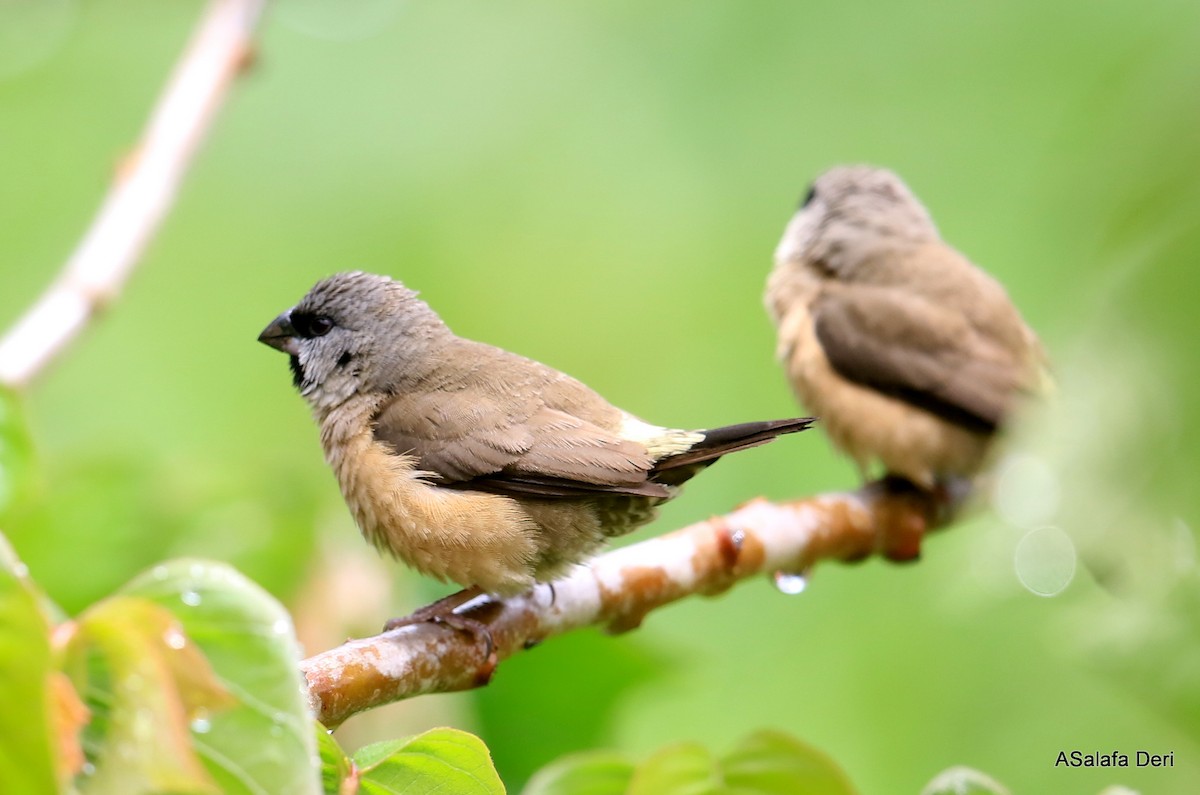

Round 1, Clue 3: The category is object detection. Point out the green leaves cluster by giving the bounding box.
[0,537,507,795]
[1,386,499,794]
[0,546,318,795]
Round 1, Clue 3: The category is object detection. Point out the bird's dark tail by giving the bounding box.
[651,416,816,484]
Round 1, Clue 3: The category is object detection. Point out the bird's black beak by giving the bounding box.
[258,310,301,356]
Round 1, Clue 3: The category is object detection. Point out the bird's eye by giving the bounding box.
[799,184,817,208]
[293,312,334,338]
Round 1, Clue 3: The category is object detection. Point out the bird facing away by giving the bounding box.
[765,166,1047,489]
[260,272,814,594]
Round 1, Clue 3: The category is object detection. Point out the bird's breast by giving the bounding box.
[316,401,543,594]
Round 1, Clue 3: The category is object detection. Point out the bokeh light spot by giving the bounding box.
[1014,525,1076,597]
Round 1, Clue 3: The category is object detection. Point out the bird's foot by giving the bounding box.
[881,513,926,562]
[869,472,974,559]
[873,475,932,562]
[383,587,500,684]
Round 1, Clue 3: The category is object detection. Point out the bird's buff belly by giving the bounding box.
[778,308,989,486]
[325,432,543,594]
[321,430,661,594]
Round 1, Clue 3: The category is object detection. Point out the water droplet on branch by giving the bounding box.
[772,570,810,595]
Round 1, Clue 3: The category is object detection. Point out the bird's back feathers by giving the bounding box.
[370,337,814,500]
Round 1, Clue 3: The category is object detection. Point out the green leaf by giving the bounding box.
[921,766,1010,795]
[0,387,36,518]
[0,530,66,625]
[68,595,228,795]
[0,539,57,795]
[316,723,352,794]
[629,742,717,795]
[121,559,319,795]
[621,731,858,795]
[522,751,635,795]
[351,727,505,795]
[721,730,859,795]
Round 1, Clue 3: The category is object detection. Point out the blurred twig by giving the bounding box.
[0,0,267,390]
[301,481,959,728]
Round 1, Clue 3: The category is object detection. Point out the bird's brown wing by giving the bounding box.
[370,360,667,499]
[812,284,1028,432]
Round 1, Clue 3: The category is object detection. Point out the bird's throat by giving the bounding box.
[289,354,305,390]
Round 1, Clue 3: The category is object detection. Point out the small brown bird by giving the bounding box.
[260,272,813,595]
[766,166,1047,490]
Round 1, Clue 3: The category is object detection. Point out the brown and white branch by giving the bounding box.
[0,0,268,390]
[301,480,961,728]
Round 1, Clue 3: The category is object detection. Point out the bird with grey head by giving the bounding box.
[260,272,814,595]
[765,165,1048,491]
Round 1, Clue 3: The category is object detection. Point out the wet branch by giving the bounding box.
[0,0,268,390]
[301,480,960,728]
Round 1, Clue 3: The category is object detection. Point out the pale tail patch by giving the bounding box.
[619,413,704,458]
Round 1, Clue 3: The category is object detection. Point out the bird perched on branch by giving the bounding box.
[260,272,814,595]
[766,166,1047,491]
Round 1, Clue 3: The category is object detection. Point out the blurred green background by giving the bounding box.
[2,0,1198,792]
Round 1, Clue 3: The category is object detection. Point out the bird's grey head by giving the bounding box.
[257,271,450,412]
[774,165,939,279]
